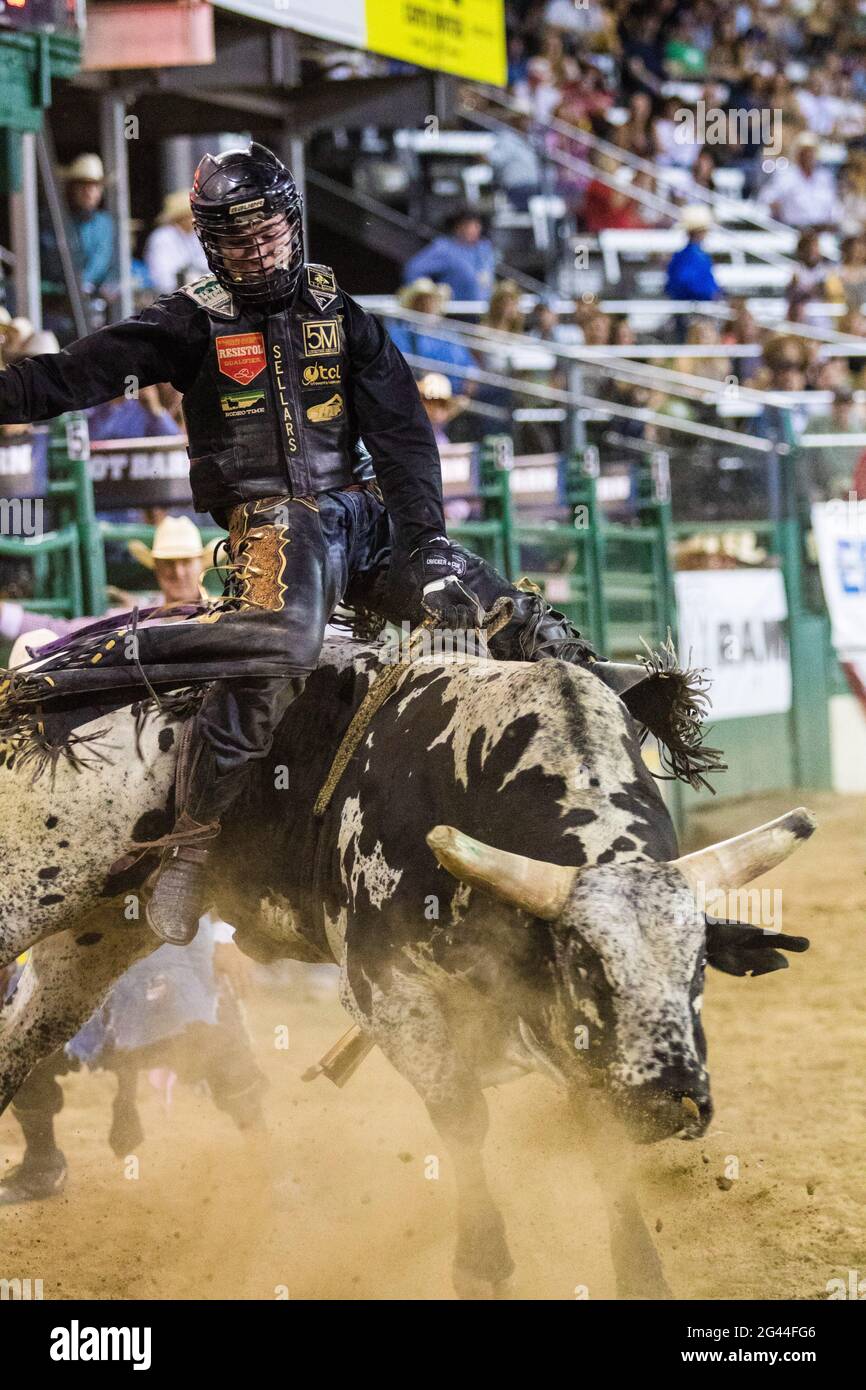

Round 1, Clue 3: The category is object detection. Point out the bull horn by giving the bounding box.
[671,807,817,893]
[426,825,576,920]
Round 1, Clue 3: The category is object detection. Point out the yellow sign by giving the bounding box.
[366,0,506,87]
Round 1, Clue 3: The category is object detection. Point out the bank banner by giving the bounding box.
[213,0,507,85]
[675,568,792,721]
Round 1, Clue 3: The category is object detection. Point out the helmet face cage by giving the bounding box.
[193,184,304,308]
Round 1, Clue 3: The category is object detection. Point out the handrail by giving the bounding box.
[364,292,860,348]
[385,301,802,408]
[399,345,779,452]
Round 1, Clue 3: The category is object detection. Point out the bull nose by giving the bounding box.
[672,1089,713,1138]
[618,1084,713,1144]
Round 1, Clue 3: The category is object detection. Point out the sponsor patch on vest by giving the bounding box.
[306,393,344,423]
[302,318,341,357]
[301,361,342,389]
[221,388,267,418]
[180,275,237,319]
[305,264,338,310]
[271,343,299,454]
[216,332,266,386]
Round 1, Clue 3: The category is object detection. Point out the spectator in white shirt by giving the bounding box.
[143,189,208,295]
[488,99,542,211]
[513,57,562,125]
[796,71,843,137]
[757,132,842,230]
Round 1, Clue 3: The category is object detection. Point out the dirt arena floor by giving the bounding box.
[1,789,863,1301]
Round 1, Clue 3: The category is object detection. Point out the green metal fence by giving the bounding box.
[0,417,839,809]
[0,416,100,618]
[451,436,676,660]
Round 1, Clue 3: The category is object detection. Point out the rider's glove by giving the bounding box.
[401,537,483,630]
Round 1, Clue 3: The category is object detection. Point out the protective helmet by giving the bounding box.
[190,142,304,308]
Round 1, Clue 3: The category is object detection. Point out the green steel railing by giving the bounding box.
[0,415,96,619]
[4,420,834,804]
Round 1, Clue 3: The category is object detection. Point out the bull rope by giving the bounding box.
[313,599,513,819]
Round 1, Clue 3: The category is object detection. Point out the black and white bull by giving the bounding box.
[0,638,814,1297]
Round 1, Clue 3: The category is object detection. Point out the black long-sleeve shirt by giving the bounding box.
[0,289,446,549]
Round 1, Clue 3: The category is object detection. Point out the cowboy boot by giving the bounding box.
[145,813,220,946]
[145,742,225,946]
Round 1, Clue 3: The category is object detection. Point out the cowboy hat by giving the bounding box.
[60,153,109,183]
[156,189,193,225]
[417,372,453,401]
[128,515,205,570]
[397,278,452,310]
[416,372,468,420]
[680,204,713,233]
[18,330,60,357]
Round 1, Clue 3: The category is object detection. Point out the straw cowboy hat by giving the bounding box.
[127,516,206,571]
[397,278,453,311]
[680,204,713,233]
[156,189,193,225]
[60,153,109,183]
[8,630,59,669]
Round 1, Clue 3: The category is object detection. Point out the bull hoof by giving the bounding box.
[0,1152,67,1205]
[109,1115,145,1159]
[453,1266,516,1300]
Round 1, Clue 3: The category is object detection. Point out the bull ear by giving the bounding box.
[705,917,810,977]
[671,807,816,893]
[426,825,576,921]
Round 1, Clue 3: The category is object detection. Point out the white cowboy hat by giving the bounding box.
[416,372,467,420]
[60,153,108,183]
[8,630,58,669]
[417,372,453,401]
[156,189,193,225]
[8,316,34,342]
[19,330,60,356]
[128,515,205,570]
[680,204,713,233]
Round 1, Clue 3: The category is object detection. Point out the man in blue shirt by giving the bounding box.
[40,153,117,343]
[386,278,477,392]
[665,205,721,302]
[403,210,496,303]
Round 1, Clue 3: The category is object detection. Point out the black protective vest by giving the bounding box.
[179,264,366,513]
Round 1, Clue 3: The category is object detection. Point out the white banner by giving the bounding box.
[213,0,366,44]
[811,500,866,658]
[675,568,792,721]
